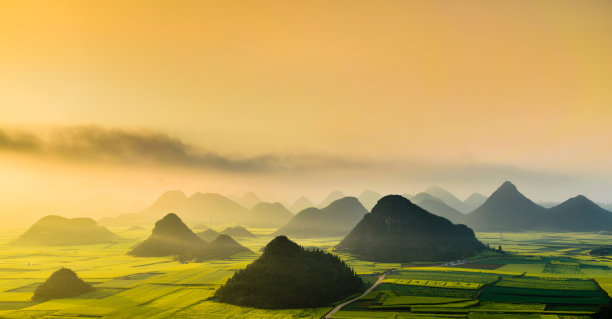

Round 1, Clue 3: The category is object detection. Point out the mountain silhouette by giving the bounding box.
[318,190,345,208]
[105,191,248,226]
[140,190,188,219]
[33,268,93,301]
[192,223,208,230]
[548,195,612,231]
[289,196,315,213]
[411,192,444,204]
[214,236,363,308]
[179,234,251,262]
[336,195,485,262]
[221,226,256,237]
[415,199,466,224]
[358,190,382,211]
[274,197,368,238]
[180,192,248,224]
[128,213,204,257]
[465,181,547,231]
[236,192,262,209]
[463,193,487,211]
[196,228,221,242]
[241,202,293,228]
[15,215,116,245]
[425,186,470,213]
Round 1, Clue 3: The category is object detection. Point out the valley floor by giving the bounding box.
[0,228,610,318]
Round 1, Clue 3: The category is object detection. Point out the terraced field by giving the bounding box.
[0,228,610,318]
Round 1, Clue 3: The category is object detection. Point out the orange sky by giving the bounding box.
[1,1,612,220]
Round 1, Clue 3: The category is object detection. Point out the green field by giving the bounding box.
[0,228,610,318]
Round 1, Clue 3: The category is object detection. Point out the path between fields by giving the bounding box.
[323,271,387,319]
[323,256,502,318]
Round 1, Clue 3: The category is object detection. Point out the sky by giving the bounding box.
[1,1,612,222]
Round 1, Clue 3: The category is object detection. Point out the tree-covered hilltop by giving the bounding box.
[336,195,485,263]
[33,268,93,301]
[215,236,363,308]
[128,213,203,257]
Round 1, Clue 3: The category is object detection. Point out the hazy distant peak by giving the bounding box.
[289,196,315,213]
[252,201,285,210]
[359,190,381,197]
[238,192,262,209]
[323,196,361,209]
[425,185,469,213]
[411,192,444,204]
[189,192,224,200]
[158,190,188,200]
[357,190,383,210]
[425,185,448,194]
[241,191,260,199]
[318,190,346,207]
[464,192,486,202]
[210,234,238,245]
[463,192,487,212]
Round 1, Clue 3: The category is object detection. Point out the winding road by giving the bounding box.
[323,272,387,319]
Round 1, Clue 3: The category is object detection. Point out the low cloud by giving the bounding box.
[0,126,371,172]
[0,129,40,152]
[2,126,610,201]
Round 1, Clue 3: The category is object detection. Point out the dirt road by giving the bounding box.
[323,272,386,319]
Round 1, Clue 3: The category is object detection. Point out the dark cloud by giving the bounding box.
[0,129,40,152]
[2,126,610,201]
[0,126,370,172]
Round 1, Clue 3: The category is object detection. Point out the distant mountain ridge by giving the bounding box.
[196,228,221,242]
[318,191,346,208]
[15,215,116,246]
[465,182,612,232]
[464,193,487,211]
[425,186,471,213]
[235,192,262,209]
[289,196,315,214]
[241,202,293,228]
[358,190,382,211]
[415,198,466,224]
[274,197,368,238]
[465,182,547,231]
[103,191,248,226]
[179,234,251,263]
[547,195,612,231]
[221,226,256,238]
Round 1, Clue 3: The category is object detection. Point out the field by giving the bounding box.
[0,228,610,318]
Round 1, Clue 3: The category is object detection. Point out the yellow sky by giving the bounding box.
[1,1,612,219]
